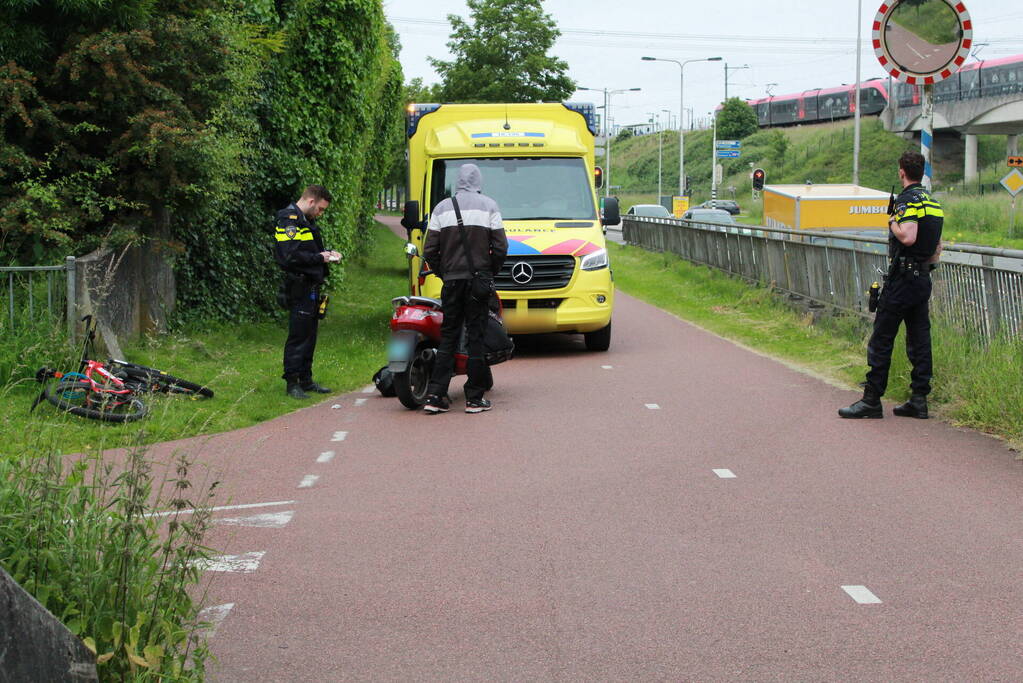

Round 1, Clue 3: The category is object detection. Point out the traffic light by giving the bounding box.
[684,175,692,196]
[594,166,604,188]
[752,168,766,191]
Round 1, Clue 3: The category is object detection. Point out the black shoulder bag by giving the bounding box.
[451,196,495,303]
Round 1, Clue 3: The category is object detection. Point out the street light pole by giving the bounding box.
[642,55,722,202]
[578,85,640,197]
[724,63,750,101]
[661,108,671,204]
[853,0,863,186]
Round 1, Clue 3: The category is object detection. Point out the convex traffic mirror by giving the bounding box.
[874,0,972,84]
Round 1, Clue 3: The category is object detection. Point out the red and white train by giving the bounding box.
[733,54,1023,128]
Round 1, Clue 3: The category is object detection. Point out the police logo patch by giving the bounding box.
[285,225,298,238]
[895,204,907,221]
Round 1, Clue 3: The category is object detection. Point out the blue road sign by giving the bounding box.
[716,150,741,158]
[716,140,741,149]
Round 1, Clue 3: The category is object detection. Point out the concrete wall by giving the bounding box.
[0,568,97,682]
[73,236,176,350]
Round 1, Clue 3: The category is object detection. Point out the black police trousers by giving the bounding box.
[282,291,319,383]
[865,273,933,398]
[426,279,489,402]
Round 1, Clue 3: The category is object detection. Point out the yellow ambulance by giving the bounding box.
[400,102,618,350]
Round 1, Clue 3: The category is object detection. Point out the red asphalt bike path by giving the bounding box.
[147,218,1021,680]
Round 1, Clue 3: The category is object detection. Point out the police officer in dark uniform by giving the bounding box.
[840,151,943,419]
[274,185,341,399]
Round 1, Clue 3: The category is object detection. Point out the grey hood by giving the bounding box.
[455,163,483,194]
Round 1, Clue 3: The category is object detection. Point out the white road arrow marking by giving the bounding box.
[216,511,294,528]
[194,551,265,573]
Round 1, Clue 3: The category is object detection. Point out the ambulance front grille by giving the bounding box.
[495,255,575,291]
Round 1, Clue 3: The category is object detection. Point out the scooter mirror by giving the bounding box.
[400,200,421,235]
[404,242,419,257]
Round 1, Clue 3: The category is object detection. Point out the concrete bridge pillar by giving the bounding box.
[964,134,979,185]
[1009,134,1019,157]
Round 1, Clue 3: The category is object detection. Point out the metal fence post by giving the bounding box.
[65,256,77,341]
[981,254,1001,338]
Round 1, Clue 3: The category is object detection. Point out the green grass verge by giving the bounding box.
[1,222,407,455]
[609,241,1023,452]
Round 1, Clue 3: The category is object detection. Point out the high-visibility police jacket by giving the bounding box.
[274,203,327,286]
[891,183,943,262]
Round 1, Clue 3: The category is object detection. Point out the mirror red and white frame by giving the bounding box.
[872,0,973,84]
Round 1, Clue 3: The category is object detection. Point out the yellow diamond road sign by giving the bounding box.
[1001,169,1023,197]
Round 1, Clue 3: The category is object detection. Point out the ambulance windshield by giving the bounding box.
[431,157,597,221]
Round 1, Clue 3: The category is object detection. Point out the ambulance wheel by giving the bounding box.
[584,322,611,352]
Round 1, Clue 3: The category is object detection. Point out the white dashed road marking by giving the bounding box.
[355,398,368,406]
[601,365,613,370]
[645,403,660,410]
[216,511,294,528]
[317,450,336,463]
[195,552,265,574]
[298,475,319,489]
[713,469,737,479]
[842,585,883,604]
[145,500,295,519]
[331,431,348,442]
[196,603,235,639]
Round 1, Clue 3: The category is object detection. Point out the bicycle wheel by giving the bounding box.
[111,361,214,399]
[44,379,147,423]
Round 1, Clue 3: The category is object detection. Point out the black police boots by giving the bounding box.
[893,394,928,419]
[285,377,310,400]
[301,380,332,394]
[838,390,883,419]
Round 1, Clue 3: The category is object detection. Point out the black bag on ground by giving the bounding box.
[372,366,396,397]
[483,308,514,366]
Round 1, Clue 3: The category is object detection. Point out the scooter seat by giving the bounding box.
[407,296,442,309]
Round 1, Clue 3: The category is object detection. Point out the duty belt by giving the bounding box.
[890,256,929,278]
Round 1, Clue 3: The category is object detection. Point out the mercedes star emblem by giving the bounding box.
[511,261,534,285]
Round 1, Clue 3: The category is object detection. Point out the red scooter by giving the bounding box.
[387,294,513,409]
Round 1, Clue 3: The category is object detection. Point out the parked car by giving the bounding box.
[626,204,672,218]
[682,208,735,225]
[696,199,740,215]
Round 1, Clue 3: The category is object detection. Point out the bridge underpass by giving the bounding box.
[884,92,1023,184]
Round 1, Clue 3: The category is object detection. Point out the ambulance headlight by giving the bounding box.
[580,248,608,271]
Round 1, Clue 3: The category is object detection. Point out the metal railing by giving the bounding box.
[1,256,77,338]
[622,217,1023,340]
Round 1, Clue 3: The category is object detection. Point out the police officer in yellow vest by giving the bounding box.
[840,152,943,419]
[274,185,341,399]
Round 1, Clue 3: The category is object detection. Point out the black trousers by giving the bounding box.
[427,279,489,402]
[865,273,933,398]
[282,291,319,382]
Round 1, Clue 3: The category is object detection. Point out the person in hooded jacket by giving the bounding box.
[422,164,508,414]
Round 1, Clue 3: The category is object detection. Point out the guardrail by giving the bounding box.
[1,256,77,339]
[622,216,1023,340]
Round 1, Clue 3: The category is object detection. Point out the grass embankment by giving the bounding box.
[1,222,406,455]
[609,242,1023,452]
[611,120,1023,249]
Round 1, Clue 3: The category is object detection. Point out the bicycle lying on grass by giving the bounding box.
[31,315,213,423]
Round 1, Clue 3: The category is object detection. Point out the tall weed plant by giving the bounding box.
[0,424,217,679]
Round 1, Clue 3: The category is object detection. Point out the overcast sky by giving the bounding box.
[384,0,1023,130]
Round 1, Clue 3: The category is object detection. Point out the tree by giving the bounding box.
[430,0,575,103]
[716,98,759,141]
